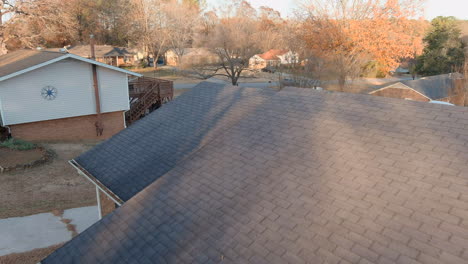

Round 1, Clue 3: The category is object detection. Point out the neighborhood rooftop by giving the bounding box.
[0,49,65,79]
[258,49,289,60]
[43,83,468,263]
[400,73,462,100]
[0,49,141,83]
[65,45,134,58]
[372,73,463,101]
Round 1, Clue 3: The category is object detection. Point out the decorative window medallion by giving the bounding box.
[41,86,58,100]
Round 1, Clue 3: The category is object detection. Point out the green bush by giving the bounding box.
[0,138,37,150]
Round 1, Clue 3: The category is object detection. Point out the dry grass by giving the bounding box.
[0,143,96,219]
[0,243,64,264]
[0,148,44,168]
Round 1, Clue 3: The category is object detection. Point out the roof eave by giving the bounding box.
[69,159,124,206]
[0,53,142,82]
[0,55,68,82]
[369,82,433,101]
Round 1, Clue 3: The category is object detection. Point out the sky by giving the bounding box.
[206,0,468,20]
[425,0,468,20]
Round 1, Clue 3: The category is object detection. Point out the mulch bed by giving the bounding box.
[0,147,52,173]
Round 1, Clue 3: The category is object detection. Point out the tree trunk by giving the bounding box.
[231,76,238,86]
[338,76,346,92]
[153,54,158,69]
[231,71,241,85]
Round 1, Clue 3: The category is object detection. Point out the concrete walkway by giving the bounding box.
[0,206,98,256]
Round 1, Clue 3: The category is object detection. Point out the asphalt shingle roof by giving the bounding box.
[258,49,288,60]
[0,49,65,79]
[75,82,276,201]
[66,45,134,58]
[44,84,468,264]
[399,74,461,100]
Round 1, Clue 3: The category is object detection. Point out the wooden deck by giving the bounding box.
[126,77,174,125]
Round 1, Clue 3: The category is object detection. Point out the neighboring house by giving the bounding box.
[65,45,136,67]
[391,58,413,75]
[0,49,142,141]
[249,49,299,69]
[43,82,468,264]
[393,66,410,74]
[165,48,219,67]
[369,73,465,105]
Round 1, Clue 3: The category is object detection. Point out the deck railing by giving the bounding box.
[126,77,174,125]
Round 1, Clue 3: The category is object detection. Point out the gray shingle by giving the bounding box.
[43,85,468,264]
[75,82,276,201]
[0,49,65,79]
[400,74,457,100]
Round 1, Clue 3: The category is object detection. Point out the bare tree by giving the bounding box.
[131,0,170,68]
[0,0,30,54]
[165,0,200,66]
[256,6,284,51]
[192,16,261,85]
[2,0,77,51]
[464,57,468,106]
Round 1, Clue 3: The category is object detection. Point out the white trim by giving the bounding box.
[68,160,123,206]
[0,96,5,126]
[96,186,103,219]
[0,53,142,82]
[369,82,432,101]
[124,74,131,109]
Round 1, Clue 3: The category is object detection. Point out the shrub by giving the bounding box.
[0,138,37,150]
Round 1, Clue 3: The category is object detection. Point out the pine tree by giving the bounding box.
[416,16,465,76]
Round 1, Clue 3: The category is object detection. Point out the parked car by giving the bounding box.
[261,67,276,73]
[282,78,297,86]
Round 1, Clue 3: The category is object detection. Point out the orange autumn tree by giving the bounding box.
[301,0,427,91]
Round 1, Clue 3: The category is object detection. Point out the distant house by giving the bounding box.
[249,49,299,69]
[65,45,136,67]
[390,58,413,75]
[369,73,465,105]
[165,48,219,67]
[0,49,142,141]
[393,66,410,74]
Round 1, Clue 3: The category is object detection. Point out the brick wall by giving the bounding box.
[371,87,430,102]
[9,111,125,142]
[99,189,117,217]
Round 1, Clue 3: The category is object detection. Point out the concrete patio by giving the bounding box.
[0,206,98,256]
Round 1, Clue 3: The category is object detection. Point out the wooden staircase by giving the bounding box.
[126,77,173,125]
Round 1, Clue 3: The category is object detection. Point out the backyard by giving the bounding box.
[0,143,96,219]
[0,142,96,264]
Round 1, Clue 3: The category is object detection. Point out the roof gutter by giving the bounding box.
[69,159,123,206]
